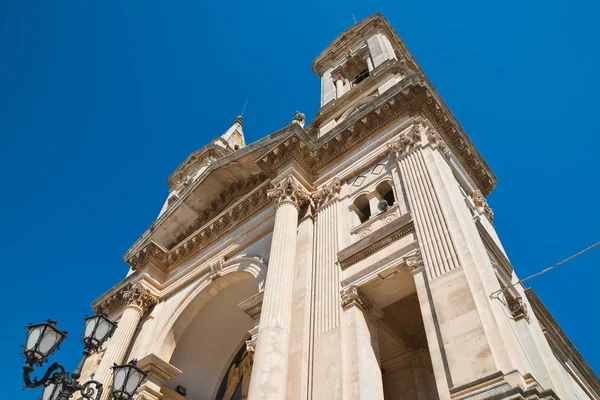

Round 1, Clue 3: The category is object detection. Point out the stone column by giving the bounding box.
[95,284,157,400]
[341,285,384,400]
[310,178,344,399]
[247,174,309,400]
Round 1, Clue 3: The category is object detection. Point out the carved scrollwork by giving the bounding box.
[123,284,158,313]
[406,251,424,270]
[388,123,423,158]
[266,175,309,210]
[340,285,372,311]
[310,177,341,210]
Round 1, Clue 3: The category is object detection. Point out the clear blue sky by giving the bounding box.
[2,1,599,398]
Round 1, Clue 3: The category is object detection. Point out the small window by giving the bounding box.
[376,181,395,208]
[352,68,370,86]
[354,194,371,223]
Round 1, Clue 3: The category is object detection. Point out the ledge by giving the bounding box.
[338,212,413,269]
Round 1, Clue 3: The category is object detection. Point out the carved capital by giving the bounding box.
[406,251,424,270]
[471,190,494,221]
[388,123,423,158]
[245,338,256,354]
[123,284,158,313]
[508,296,530,323]
[267,175,309,210]
[310,177,341,210]
[341,285,372,311]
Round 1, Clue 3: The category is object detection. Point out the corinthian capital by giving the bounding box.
[310,177,341,210]
[388,123,423,158]
[406,251,424,270]
[123,284,158,312]
[267,175,309,209]
[340,285,372,311]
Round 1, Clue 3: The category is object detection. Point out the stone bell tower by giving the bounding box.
[85,13,598,400]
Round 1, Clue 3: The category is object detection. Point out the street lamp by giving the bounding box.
[20,314,145,400]
[111,360,148,400]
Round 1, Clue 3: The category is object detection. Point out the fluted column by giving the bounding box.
[341,285,384,400]
[95,284,157,400]
[248,174,309,400]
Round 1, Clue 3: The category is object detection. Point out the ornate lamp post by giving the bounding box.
[21,315,147,400]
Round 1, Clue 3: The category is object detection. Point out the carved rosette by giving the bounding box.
[406,251,424,271]
[310,177,341,210]
[266,175,309,210]
[123,284,158,313]
[387,123,423,158]
[340,285,372,311]
[471,190,494,221]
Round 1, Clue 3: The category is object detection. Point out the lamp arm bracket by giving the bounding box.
[22,362,65,389]
[79,379,104,400]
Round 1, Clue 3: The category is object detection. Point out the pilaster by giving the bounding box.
[340,285,385,400]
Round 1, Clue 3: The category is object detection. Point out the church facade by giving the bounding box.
[82,14,600,400]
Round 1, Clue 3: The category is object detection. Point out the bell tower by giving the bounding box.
[311,15,419,136]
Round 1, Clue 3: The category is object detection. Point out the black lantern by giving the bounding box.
[20,314,117,400]
[111,360,148,400]
[82,314,117,352]
[22,320,67,366]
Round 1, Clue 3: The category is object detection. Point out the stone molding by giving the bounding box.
[266,174,310,210]
[257,74,495,196]
[126,180,271,273]
[340,285,372,311]
[137,353,182,384]
[94,281,158,315]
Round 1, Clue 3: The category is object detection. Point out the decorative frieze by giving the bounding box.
[127,182,271,273]
[257,75,496,196]
[340,285,372,311]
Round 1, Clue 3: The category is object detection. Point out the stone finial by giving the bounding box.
[340,285,372,311]
[292,111,306,128]
[266,175,309,210]
[123,284,158,312]
[310,177,342,210]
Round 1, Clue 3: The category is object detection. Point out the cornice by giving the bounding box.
[256,73,496,196]
[92,278,160,315]
[126,180,272,273]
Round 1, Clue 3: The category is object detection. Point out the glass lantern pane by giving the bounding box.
[113,368,127,391]
[38,329,59,355]
[84,317,97,339]
[125,370,142,394]
[26,326,43,351]
[94,319,110,341]
[42,382,62,400]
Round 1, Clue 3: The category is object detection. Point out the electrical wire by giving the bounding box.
[489,241,600,299]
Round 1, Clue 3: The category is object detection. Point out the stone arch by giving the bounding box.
[154,256,267,362]
[337,95,378,123]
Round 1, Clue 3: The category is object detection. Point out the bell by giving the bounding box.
[377,199,389,212]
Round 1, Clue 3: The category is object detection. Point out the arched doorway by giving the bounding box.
[158,257,266,400]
